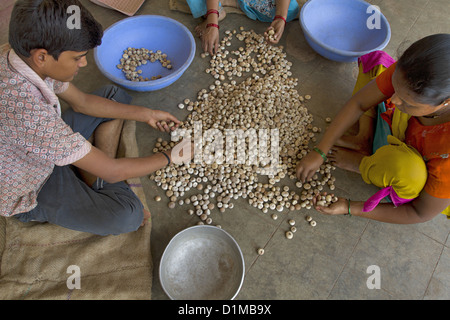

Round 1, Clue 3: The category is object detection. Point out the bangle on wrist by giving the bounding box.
[346,199,352,216]
[313,147,328,161]
[273,15,287,24]
[161,151,171,165]
[205,9,219,17]
[206,23,219,29]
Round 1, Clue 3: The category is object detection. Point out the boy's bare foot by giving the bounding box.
[335,134,372,156]
[141,208,151,226]
[328,146,366,174]
[195,8,227,38]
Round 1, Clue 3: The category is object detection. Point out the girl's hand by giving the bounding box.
[264,19,285,44]
[313,194,349,216]
[296,151,324,182]
[202,26,219,56]
[146,110,180,133]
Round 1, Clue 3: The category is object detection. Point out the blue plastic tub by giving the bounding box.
[94,15,195,92]
[300,0,391,62]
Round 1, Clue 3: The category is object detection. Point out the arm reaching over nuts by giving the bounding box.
[264,0,290,44]
[264,20,285,44]
[145,109,181,133]
[201,25,220,56]
[72,139,193,185]
[194,0,222,55]
[296,79,388,182]
[58,83,181,134]
[312,192,348,215]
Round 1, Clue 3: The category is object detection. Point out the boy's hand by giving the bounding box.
[146,109,180,133]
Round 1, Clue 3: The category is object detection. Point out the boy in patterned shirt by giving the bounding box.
[0,0,191,235]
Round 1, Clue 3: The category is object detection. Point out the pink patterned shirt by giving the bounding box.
[0,45,92,216]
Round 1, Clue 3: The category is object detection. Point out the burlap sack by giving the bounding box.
[0,120,152,300]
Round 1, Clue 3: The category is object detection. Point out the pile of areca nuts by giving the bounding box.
[149,28,338,239]
[117,47,172,82]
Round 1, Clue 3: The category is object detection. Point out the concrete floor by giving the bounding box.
[2,0,449,299]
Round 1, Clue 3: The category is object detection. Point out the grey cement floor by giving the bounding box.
[2,0,449,300]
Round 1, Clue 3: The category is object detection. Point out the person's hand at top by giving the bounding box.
[264,17,285,44]
[264,0,290,44]
[195,0,221,56]
[201,23,219,55]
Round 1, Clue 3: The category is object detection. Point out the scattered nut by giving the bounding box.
[285,231,294,239]
[310,220,317,227]
[267,28,276,42]
[257,248,265,255]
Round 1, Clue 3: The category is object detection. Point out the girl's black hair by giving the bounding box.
[397,33,450,106]
[9,0,103,60]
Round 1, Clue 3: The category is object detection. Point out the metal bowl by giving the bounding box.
[159,225,245,300]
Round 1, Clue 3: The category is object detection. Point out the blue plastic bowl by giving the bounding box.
[300,0,391,62]
[94,15,195,91]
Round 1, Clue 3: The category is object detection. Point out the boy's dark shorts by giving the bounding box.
[14,85,144,236]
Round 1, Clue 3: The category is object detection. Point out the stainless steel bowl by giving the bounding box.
[159,225,245,300]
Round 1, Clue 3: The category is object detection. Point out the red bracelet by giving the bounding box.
[274,15,287,24]
[206,23,219,29]
[206,9,219,17]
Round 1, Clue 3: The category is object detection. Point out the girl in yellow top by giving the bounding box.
[296,34,450,224]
